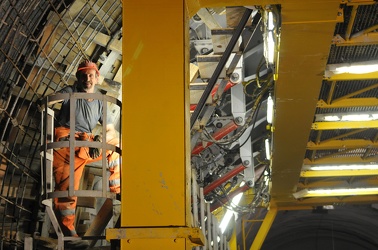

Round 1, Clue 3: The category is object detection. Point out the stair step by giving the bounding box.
[77,197,96,208]
[197,55,227,79]
[211,28,240,54]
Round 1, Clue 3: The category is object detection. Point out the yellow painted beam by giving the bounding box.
[228,224,237,250]
[297,177,378,189]
[344,4,357,41]
[307,139,378,150]
[121,0,198,249]
[346,0,376,6]
[294,187,378,198]
[250,207,277,250]
[324,70,378,81]
[270,0,341,206]
[300,169,378,177]
[317,98,378,108]
[106,227,204,247]
[333,28,378,46]
[312,120,378,130]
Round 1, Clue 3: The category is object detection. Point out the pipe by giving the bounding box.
[204,164,246,195]
[191,121,238,155]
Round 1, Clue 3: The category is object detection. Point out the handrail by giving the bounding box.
[40,92,122,200]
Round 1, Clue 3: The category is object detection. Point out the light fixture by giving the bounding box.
[266,30,275,64]
[293,187,378,199]
[266,94,274,124]
[265,138,271,160]
[263,8,279,65]
[303,164,378,171]
[315,112,378,122]
[219,193,243,234]
[300,164,378,177]
[325,60,378,77]
[323,115,340,121]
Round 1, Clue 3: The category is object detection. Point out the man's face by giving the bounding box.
[77,68,98,93]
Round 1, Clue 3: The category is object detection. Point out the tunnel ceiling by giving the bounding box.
[0,0,377,249]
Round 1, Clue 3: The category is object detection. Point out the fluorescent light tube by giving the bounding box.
[265,139,271,160]
[294,187,378,198]
[219,193,243,233]
[303,164,378,171]
[267,94,274,123]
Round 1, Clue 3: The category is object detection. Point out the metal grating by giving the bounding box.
[318,79,378,102]
[308,129,377,142]
[333,4,378,37]
[327,44,378,64]
[352,4,378,34]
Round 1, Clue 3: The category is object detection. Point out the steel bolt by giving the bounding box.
[230,72,240,83]
[235,116,243,124]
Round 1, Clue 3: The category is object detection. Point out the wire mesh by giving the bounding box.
[0,0,122,248]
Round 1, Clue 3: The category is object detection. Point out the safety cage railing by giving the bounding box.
[39,92,122,250]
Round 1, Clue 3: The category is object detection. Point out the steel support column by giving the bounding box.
[250,207,277,250]
[118,1,200,249]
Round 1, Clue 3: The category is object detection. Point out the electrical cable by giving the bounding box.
[202,75,273,146]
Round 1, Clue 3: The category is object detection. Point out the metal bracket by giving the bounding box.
[106,227,205,247]
[231,83,246,125]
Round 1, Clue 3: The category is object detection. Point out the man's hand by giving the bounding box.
[89,135,102,158]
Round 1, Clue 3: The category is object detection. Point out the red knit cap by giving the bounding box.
[76,60,100,78]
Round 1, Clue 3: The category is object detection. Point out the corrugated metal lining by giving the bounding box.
[304,148,373,161]
[352,4,378,34]
[318,80,378,101]
[308,129,377,142]
[334,4,378,36]
[328,44,378,64]
[0,1,52,248]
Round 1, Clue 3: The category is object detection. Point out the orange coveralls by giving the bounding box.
[53,126,120,236]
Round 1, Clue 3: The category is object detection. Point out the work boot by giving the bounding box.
[64,239,90,249]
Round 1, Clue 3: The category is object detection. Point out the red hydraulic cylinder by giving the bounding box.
[191,121,239,155]
[203,164,246,195]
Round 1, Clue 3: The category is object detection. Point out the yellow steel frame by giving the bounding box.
[298,177,378,189]
[307,139,378,150]
[312,120,378,130]
[300,169,378,178]
[118,0,345,249]
[317,98,378,108]
[241,209,264,250]
[106,227,204,247]
[118,0,198,249]
[250,207,277,250]
[325,71,378,81]
[294,188,378,198]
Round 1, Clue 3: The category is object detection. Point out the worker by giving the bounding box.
[48,60,120,249]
